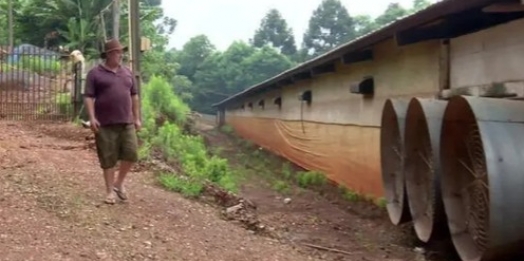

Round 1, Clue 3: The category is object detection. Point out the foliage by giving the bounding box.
[6,0,173,59]
[139,75,189,155]
[374,3,409,26]
[413,0,432,12]
[158,172,203,197]
[184,41,294,114]
[173,35,215,81]
[302,0,356,58]
[252,9,297,57]
[138,76,237,195]
[354,15,379,37]
[15,0,114,56]
[296,170,327,188]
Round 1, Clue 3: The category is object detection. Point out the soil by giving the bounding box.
[0,121,314,261]
[0,118,458,261]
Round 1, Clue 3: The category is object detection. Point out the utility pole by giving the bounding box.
[8,0,13,50]
[112,0,120,39]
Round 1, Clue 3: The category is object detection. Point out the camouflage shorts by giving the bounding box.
[95,123,138,169]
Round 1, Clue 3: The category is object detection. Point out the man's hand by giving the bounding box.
[134,118,142,131]
[90,118,100,133]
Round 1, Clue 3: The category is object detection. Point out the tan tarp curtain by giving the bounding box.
[228,116,384,198]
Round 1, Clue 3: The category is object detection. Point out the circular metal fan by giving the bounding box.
[460,122,489,252]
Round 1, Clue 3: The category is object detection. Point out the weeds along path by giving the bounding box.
[0,121,319,261]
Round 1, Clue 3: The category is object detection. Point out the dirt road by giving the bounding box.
[0,121,318,261]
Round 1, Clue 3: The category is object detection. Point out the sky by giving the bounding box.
[161,0,432,51]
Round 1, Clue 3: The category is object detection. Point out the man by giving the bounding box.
[84,38,141,204]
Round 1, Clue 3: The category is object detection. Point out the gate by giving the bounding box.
[0,45,81,121]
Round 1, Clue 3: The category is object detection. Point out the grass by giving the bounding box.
[158,172,203,197]
[296,170,327,188]
[272,180,291,194]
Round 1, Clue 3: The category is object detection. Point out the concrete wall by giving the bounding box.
[225,38,443,198]
[450,18,524,92]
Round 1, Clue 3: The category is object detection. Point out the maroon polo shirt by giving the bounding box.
[84,64,138,126]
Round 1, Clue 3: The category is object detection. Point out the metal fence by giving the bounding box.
[0,46,81,121]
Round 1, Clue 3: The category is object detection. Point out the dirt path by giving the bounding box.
[0,121,319,261]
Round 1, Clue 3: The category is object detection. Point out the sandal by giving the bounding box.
[113,187,128,201]
[104,195,116,204]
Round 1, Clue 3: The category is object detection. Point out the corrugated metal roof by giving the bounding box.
[212,0,499,108]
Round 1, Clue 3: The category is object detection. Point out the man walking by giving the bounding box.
[84,38,141,204]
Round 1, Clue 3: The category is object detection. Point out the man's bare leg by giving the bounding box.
[114,161,133,200]
[103,168,116,203]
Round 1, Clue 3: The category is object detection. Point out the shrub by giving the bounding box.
[139,75,237,195]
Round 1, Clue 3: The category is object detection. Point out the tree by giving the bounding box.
[252,9,297,56]
[189,41,293,113]
[10,0,174,57]
[412,0,432,13]
[238,46,293,88]
[0,0,25,45]
[354,15,378,38]
[191,52,228,113]
[174,35,215,81]
[375,3,408,27]
[218,41,257,92]
[302,0,356,58]
[14,0,114,52]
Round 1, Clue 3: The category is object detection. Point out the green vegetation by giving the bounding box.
[296,170,327,188]
[17,56,62,75]
[339,185,362,201]
[270,169,327,195]
[138,76,237,197]
[55,93,73,115]
[338,185,388,208]
[1,57,62,76]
